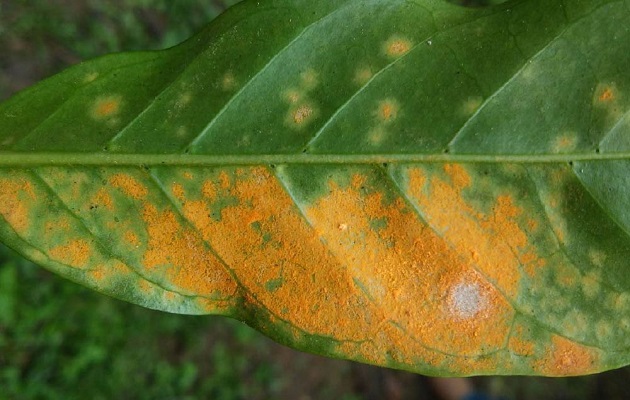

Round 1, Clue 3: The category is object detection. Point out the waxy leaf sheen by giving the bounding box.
[1,0,630,376]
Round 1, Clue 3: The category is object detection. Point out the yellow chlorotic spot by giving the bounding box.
[91,95,122,119]
[461,96,483,116]
[552,134,578,153]
[109,174,148,200]
[595,320,612,341]
[354,66,374,86]
[49,239,93,268]
[588,249,606,268]
[300,69,319,90]
[621,318,630,331]
[175,92,192,109]
[176,126,188,138]
[221,72,237,91]
[613,292,630,311]
[383,36,413,58]
[376,99,400,123]
[367,127,388,146]
[83,72,99,83]
[283,88,303,104]
[581,273,601,299]
[562,310,589,338]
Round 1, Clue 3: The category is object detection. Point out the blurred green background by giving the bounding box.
[1,1,630,399]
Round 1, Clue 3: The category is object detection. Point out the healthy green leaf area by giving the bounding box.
[1,0,629,377]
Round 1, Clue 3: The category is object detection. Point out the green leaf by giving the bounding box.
[1,0,630,376]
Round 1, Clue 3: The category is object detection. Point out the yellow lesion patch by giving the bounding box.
[404,164,543,299]
[551,133,578,153]
[49,239,93,269]
[91,95,122,120]
[83,72,99,83]
[285,103,318,130]
[534,336,599,376]
[383,35,413,58]
[0,179,35,235]
[141,203,237,297]
[376,98,400,123]
[109,174,148,200]
[221,72,237,91]
[302,171,514,356]
[354,66,374,86]
[461,96,483,116]
[300,69,319,90]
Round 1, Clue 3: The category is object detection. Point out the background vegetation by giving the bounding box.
[1,1,629,399]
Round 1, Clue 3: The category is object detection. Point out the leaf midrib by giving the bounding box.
[0,152,626,166]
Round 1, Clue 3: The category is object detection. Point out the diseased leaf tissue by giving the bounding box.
[1,0,629,376]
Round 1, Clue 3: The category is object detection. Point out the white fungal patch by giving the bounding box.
[448,282,487,319]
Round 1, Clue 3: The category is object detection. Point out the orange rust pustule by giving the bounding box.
[405,165,542,299]
[0,179,35,234]
[178,167,371,342]
[304,172,514,358]
[49,239,93,268]
[533,336,599,376]
[599,88,614,102]
[109,173,148,200]
[140,203,237,298]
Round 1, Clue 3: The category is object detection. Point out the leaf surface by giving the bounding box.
[1,0,630,376]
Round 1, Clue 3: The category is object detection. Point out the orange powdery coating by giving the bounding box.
[292,105,314,125]
[533,336,599,376]
[178,167,376,343]
[91,95,122,119]
[507,323,536,357]
[303,172,514,357]
[109,173,148,200]
[49,239,93,269]
[405,164,542,299]
[0,178,35,234]
[140,203,237,298]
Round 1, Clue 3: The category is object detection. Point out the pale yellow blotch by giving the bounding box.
[563,310,589,338]
[613,292,630,311]
[300,69,319,90]
[383,35,413,58]
[354,66,374,86]
[283,88,303,104]
[376,98,400,123]
[221,72,237,91]
[595,320,613,341]
[176,126,188,138]
[621,318,630,331]
[588,249,607,268]
[367,127,388,146]
[175,92,192,109]
[91,95,122,120]
[552,133,578,153]
[581,276,600,299]
[83,72,99,83]
[461,96,483,116]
